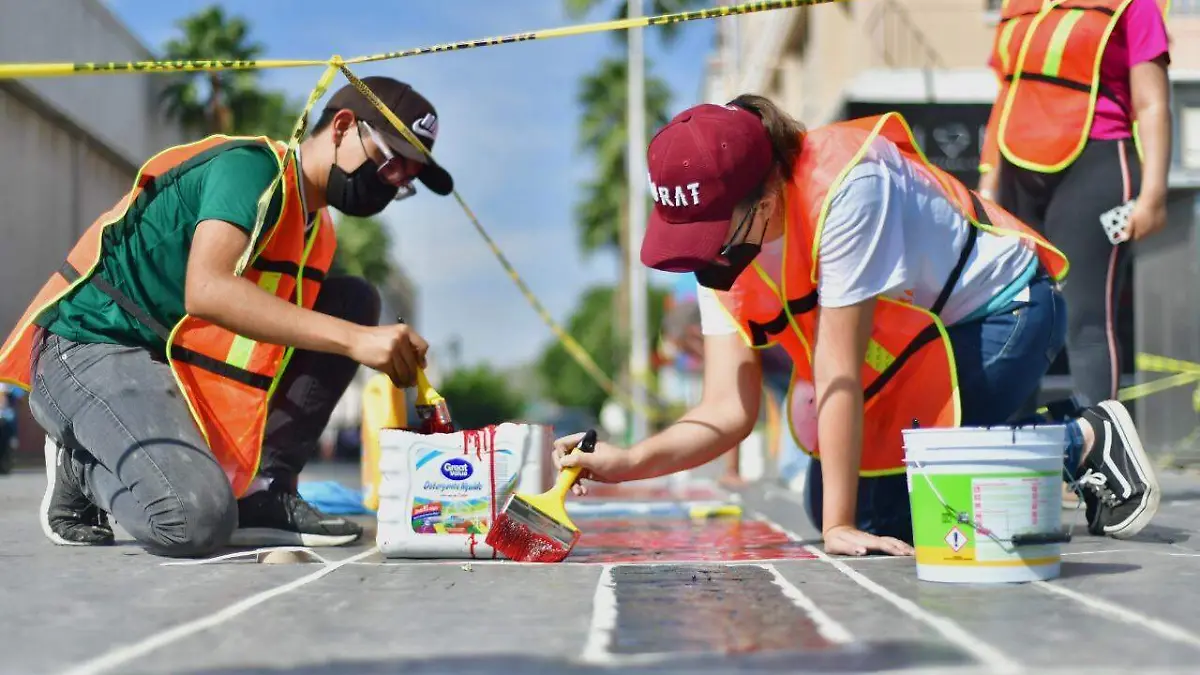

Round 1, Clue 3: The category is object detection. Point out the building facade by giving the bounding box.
[702,0,1200,457]
[0,0,190,461]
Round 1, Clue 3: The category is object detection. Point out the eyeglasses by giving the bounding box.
[358,121,418,202]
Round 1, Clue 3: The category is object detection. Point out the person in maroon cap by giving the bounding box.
[554,94,1159,557]
[11,76,455,557]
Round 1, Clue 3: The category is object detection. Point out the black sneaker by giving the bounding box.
[229,483,362,547]
[1075,400,1160,539]
[39,439,114,546]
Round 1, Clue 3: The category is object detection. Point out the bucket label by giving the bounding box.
[911,470,1059,565]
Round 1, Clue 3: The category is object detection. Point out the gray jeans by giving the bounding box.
[27,276,380,556]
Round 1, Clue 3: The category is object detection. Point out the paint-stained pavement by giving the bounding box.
[4,460,1200,674]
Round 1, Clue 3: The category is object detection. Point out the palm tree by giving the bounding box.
[157,6,268,136]
[563,0,707,396]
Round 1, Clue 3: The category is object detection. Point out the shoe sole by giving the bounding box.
[39,438,84,546]
[39,438,112,547]
[228,528,361,548]
[1098,400,1161,539]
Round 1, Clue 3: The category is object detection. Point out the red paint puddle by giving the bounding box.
[577,484,724,502]
[567,518,816,563]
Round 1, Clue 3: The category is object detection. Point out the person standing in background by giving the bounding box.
[978,0,1172,421]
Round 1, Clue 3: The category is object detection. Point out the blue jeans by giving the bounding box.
[804,274,1075,542]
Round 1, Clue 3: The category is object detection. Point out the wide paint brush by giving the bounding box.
[413,368,455,434]
[486,429,597,563]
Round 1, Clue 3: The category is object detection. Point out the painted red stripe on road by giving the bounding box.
[569,518,816,563]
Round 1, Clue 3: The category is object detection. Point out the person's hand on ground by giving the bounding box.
[552,432,639,496]
[349,324,429,388]
[823,525,913,557]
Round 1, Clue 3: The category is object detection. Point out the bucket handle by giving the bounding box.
[910,457,1073,553]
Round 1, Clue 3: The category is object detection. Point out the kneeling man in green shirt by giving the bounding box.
[2,77,449,556]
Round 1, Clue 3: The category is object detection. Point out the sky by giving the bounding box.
[103,1,718,371]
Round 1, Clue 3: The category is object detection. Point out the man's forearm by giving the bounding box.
[627,402,753,480]
[187,274,361,357]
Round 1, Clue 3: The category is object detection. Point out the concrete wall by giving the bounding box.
[0,0,187,166]
[0,0,189,461]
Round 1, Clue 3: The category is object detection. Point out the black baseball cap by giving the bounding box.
[323,76,454,196]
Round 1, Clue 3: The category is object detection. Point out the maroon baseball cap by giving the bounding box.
[640,103,773,272]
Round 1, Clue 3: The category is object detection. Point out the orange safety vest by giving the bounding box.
[980,0,1170,174]
[714,113,1069,476]
[0,135,336,497]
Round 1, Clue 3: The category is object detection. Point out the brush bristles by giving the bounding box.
[486,498,580,563]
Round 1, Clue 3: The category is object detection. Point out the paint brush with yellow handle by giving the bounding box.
[391,315,455,435]
[486,429,597,562]
[414,367,455,434]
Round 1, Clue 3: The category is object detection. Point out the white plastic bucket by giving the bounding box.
[902,425,1068,584]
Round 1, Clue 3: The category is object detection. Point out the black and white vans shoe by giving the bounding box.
[40,438,114,546]
[230,482,363,548]
[1075,400,1160,539]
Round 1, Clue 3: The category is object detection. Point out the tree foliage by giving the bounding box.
[537,284,669,417]
[439,365,527,429]
[158,5,302,138]
[331,216,393,286]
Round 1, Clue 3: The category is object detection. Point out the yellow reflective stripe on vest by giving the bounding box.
[997,18,1020,73]
[226,272,282,369]
[865,339,896,374]
[1042,9,1084,78]
[294,219,321,307]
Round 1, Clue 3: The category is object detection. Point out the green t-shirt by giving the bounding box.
[37,143,285,353]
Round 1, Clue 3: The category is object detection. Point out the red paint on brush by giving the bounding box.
[486,512,578,563]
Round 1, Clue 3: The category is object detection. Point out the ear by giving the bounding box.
[759,169,788,214]
[329,109,358,145]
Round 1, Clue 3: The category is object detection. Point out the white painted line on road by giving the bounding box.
[757,516,1023,674]
[579,564,618,665]
[1034,580,1200,650]
[1060,549,1139,557]
[60,546,379,675]
[1059,549,1200,559]
[761,563,854,644]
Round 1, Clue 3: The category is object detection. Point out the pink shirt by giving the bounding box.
[1091,0,1170,139]
[990,0,1170,140]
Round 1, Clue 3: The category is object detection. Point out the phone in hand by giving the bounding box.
[1100,200,1135,245]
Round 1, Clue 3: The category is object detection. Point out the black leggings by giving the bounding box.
[998,138,1139,408]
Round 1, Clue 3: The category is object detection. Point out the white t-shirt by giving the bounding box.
[698,136,1036,336]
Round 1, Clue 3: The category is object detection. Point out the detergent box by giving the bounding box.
[376,423,552,559]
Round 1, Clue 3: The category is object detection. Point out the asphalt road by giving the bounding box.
[4,461,1200,675]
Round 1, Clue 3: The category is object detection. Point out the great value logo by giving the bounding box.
[440,457,474,481]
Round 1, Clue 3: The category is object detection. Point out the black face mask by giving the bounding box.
[695,242,762,291]
[695,207,765,292]
[326,159,399,217]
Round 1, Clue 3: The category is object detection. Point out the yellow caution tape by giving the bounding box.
[0,0,843,80]
[1136,353,1200,374]
[344,0,841,66]
[0,58,319,80]
[1035,353,1200,416]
